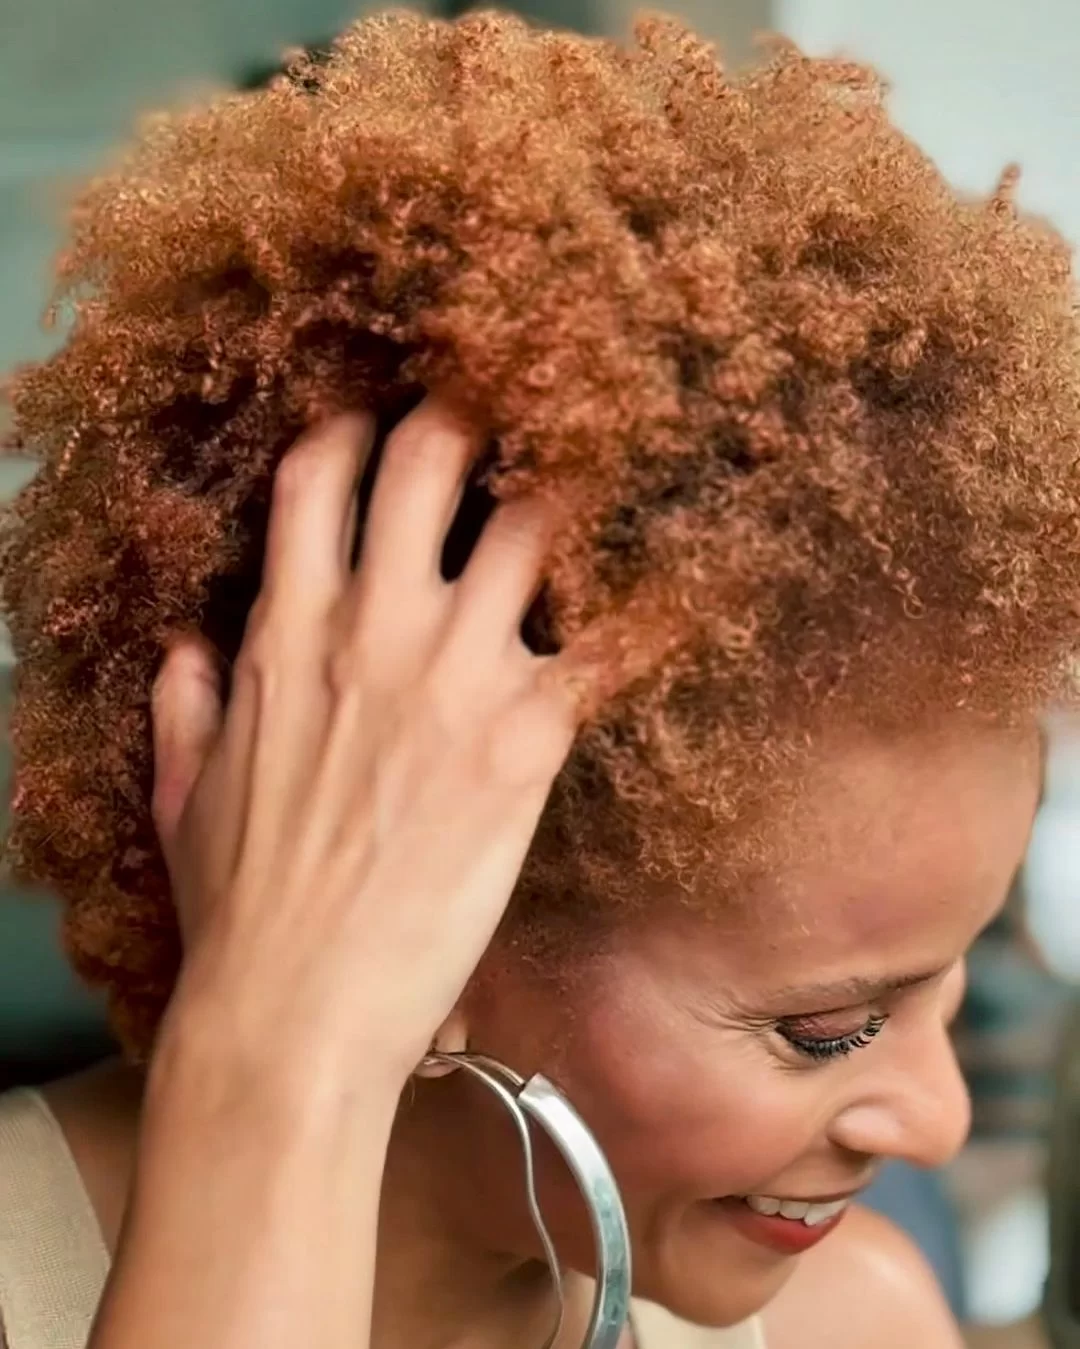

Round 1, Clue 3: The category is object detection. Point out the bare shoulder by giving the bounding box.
[762,1205,963,1349]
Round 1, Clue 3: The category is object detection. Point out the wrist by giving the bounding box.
[148,977,411,1148]
[164,932,422,1096]
[107,980,395,1349]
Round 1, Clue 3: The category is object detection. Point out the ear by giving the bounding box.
[413,1007,469,1079]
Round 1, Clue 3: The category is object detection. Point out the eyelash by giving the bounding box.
[777,1013,890,1062]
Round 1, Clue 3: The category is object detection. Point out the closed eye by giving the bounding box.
[776,1012,889,1062]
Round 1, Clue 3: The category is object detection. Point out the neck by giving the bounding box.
[376,1091,594,1349]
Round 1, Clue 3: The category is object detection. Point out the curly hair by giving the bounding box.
[3,9,1080,1054]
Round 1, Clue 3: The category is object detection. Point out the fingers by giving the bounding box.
[359,395,486,597]
[207,413,378,883]
[446,496,556,655]
[262,412,376,616]
[151,636,224,869]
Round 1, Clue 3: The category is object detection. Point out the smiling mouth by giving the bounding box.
[739,1194,851,1228]
[710,1192,857,1254]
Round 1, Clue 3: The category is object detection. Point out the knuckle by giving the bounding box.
[273,438,332,504]
[326,644,362,700]
[385,414,469,479]
[233,642,271,690]
[324,604,372,695]
[233,611,280,688]
[383,426,435,479]
[152,639,200,704]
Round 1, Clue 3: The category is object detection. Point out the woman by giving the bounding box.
[1,10,1078,1348]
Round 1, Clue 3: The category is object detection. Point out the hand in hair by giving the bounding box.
[90,395,611,1349]
[150,395,606,1084]
[6,10,1080,1054]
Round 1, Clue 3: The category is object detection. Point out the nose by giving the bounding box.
[826,1019,972,1170]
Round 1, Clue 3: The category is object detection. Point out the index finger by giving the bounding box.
[262,412,377,614]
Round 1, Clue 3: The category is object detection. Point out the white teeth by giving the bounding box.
[744,1195,849,1227]
[745,1195,782,1216]
[803,1200,848,1227]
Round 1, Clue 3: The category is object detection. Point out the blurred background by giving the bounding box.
[1,1,1079,1345]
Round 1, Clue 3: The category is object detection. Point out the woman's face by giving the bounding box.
[419,721,1041,1326]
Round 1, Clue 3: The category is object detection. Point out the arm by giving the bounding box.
[763,1205,964,1349]
[84,397,596,1349]
[89,1017,400,1349]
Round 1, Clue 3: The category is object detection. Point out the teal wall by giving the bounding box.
[0,0,389,373]
[0,664,114,1075]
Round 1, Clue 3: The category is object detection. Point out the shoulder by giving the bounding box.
[33,1059,141,1253]
[761,1205,963,1349]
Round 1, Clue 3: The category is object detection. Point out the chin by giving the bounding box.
[631,1220,797,1327]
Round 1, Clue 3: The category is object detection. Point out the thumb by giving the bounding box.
[151,634,224,867]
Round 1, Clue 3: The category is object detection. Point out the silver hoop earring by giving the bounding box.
[422,1051,632,1349]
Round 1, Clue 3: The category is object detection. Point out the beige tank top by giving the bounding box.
[0,1088,764,1349]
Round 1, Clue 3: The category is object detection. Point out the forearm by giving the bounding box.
[88,1005,400,1349]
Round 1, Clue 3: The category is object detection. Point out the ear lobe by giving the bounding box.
[414,1007,469,1078]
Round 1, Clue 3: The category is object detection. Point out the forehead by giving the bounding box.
[664,722,1042,993]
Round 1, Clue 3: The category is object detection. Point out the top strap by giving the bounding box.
[0,1089,108,1349]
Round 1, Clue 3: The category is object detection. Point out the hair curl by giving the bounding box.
[3,10,1080,1053]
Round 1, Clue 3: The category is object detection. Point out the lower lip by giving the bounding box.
[712,1197,849,1254]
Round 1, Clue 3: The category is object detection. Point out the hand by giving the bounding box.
[149,396,601,1088]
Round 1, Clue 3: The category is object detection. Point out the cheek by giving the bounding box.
[556,992,819,1201]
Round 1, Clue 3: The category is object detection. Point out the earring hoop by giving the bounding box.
[422,1051,632,1349]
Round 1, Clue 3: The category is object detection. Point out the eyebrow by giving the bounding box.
[767,967,946,1010]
